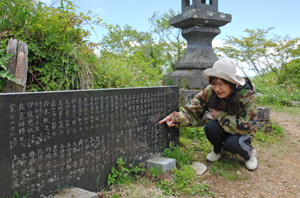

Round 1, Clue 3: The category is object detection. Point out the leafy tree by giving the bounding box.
[216,27,300,84]
[94,9,188,88]
[148,8,186,72]
[280,58,300,85]
[95,24,163,88]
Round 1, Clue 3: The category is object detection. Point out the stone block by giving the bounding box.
[179,89,201,105]
[54,188,97,198]
[191,162,207,175]
[163,70,208,89]
[146,157,176,172]
[257,107,270,122]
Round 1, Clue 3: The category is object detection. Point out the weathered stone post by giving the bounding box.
[2,38,28,93]
[164,0,231,104]
[256,107,272,132]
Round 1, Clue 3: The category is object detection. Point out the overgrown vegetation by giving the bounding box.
[0,0,113,91]
[0,48,17,90]
[0,1,185,92]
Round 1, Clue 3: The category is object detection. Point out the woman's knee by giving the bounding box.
[224,135,252,160]
[223,134,240,151]
[204,120,222,135]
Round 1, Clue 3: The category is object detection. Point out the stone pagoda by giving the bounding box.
[164,0,231,104]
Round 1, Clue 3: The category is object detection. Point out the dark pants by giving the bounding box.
[204,120,253,160]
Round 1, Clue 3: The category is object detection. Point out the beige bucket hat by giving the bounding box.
[203,58,245,85]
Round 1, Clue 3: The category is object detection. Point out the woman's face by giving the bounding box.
[211,78,233,99]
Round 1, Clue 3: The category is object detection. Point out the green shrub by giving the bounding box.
[253,75,300,106]
[94,52,163,89]
[0,0,110,91]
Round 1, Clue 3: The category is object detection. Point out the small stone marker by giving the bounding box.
[191,162,207,175]
[3,38,28,93]
[257,107,270,121]
[53,188,97,198]
[257,107,272,132]
[146,157,176,172]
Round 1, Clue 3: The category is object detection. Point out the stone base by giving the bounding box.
[163,70,208,89]
[179,89,201,105]
[257,107,270,122]
[146,157,176,172]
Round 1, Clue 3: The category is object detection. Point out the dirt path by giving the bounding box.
[202,110,300,198]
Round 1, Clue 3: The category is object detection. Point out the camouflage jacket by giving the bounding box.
[169,83,258,138]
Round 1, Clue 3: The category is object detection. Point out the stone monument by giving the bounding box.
[164,0,231,104]
[0,86,179,197]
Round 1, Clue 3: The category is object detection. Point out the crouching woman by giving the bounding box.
[159,59,258,171]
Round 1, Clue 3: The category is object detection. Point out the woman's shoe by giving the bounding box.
[206,150,222,162]
[245,149,258,171]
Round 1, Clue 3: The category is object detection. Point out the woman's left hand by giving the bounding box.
[211,109,221,119]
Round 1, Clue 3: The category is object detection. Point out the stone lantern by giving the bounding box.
[164,0,231,104]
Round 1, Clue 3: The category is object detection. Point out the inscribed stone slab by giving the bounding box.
[0,86,179,197]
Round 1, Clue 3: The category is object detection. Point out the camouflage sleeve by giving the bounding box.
[216,90,258,137]
[169,86,212,127]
